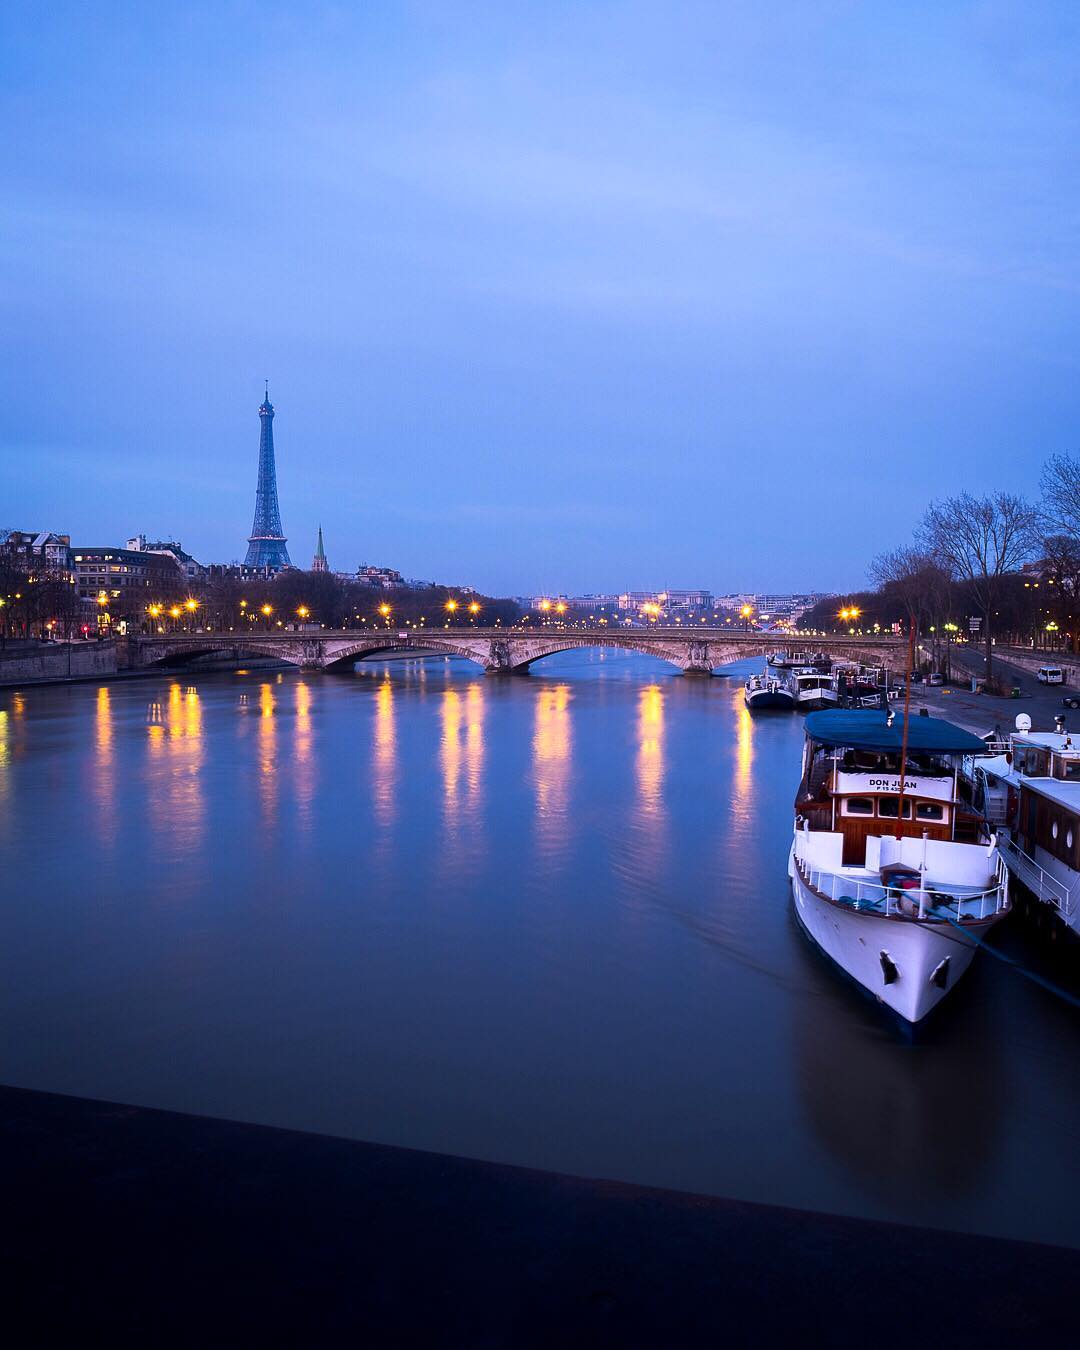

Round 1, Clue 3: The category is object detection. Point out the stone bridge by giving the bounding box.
[125,629,905,676]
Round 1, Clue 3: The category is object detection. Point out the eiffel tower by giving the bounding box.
[244,384,291,571]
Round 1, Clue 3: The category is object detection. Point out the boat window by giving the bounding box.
[1014,747,1050,777]
[915,802,945,822]
[843,797,874,816]
[1061,760,1080,782]
[1052,820,1059,841]
[1068,829,1075,851]
[878,796,912,820]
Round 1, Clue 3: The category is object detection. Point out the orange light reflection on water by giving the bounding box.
[533,684,572,860]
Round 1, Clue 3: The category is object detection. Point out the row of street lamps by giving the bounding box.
[136,595,484,633]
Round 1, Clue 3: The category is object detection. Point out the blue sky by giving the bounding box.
[1,2,1075,594]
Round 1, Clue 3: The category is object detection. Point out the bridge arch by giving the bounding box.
[505,637,694,672]
[320,637,488,671]
[136,640,288,667]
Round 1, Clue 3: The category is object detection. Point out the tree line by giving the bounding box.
[801,454,1080,683]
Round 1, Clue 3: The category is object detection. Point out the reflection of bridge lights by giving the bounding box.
[637,684,664,816]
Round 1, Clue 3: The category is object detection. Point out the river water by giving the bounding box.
[1,653,1078,1247]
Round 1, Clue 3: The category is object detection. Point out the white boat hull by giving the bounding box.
[789,854,992,1022]
[796,689,838,711]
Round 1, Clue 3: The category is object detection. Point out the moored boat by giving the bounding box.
[792,668,838,711]
[788,709,1010,1022]
[966,715,1080,944]
[744,668,795,711]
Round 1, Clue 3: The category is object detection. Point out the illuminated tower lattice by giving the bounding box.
[244,385,291,571]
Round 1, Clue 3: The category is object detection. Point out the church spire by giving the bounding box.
[312,524,329,573]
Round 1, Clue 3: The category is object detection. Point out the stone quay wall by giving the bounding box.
[0,641,118,686]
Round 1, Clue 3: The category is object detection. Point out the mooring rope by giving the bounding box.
[942,912,1080,1011]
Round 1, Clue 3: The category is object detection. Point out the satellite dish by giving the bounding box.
[1015,713,1032,733]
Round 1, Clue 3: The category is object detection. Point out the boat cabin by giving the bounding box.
[1009,730,1080,878]
[796,710,988,864]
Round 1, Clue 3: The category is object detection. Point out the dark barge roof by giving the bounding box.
[804,708,985,754]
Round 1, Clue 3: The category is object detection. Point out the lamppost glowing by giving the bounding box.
[296,605,310,621]
[261,603,273,629]
[740,603,753,631]
[468,601,480,624]
[445,599,458,616]
[379,603,391,627]
[555,601,567,617]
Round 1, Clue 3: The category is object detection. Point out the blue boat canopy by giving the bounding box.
[803,709,985,754]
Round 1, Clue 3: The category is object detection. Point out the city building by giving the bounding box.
[0,529,74,577]
[125,535,206,584]
[72,546,184,617]
[618,590,713,615]
[357,564,404,589]
[243,385,291,572]
[717,592,832,622]
[312,526,329,573]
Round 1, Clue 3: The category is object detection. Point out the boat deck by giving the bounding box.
[796,859,1006,923]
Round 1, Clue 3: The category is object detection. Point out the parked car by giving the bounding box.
[1063,694,1080,710]
[928,672,944,686]
[1038,666,1065,685]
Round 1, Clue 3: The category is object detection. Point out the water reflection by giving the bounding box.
[636,684,665,818]
[440,682,486,856]
[294,681,315,834]
[794,981,1003,1205]
[94,687,116,850]
[533,684,573,861]
[258,682,277,826]
[732,699,754,825]
[145,682,204,853]
[373,677,396,831]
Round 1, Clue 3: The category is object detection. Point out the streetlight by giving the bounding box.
[445,599,458,616]
[261,603,273,629]
[379,603,391,627]
[740,603,753,632]
[555,601,567,617]
[296,605,310,621]
[468,601,480,624]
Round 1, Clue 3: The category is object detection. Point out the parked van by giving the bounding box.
[1037,666,1064,685]
[928,672,944,686]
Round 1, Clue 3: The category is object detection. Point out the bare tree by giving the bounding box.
[869,546,952,667]
[1041,453,1080,540]
[920,492,1037,683]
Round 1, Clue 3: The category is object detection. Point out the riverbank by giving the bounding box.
[2,1082,1075,1347]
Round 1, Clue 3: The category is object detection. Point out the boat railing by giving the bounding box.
[1000,833,1074,918]
[792,852,1008,923]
